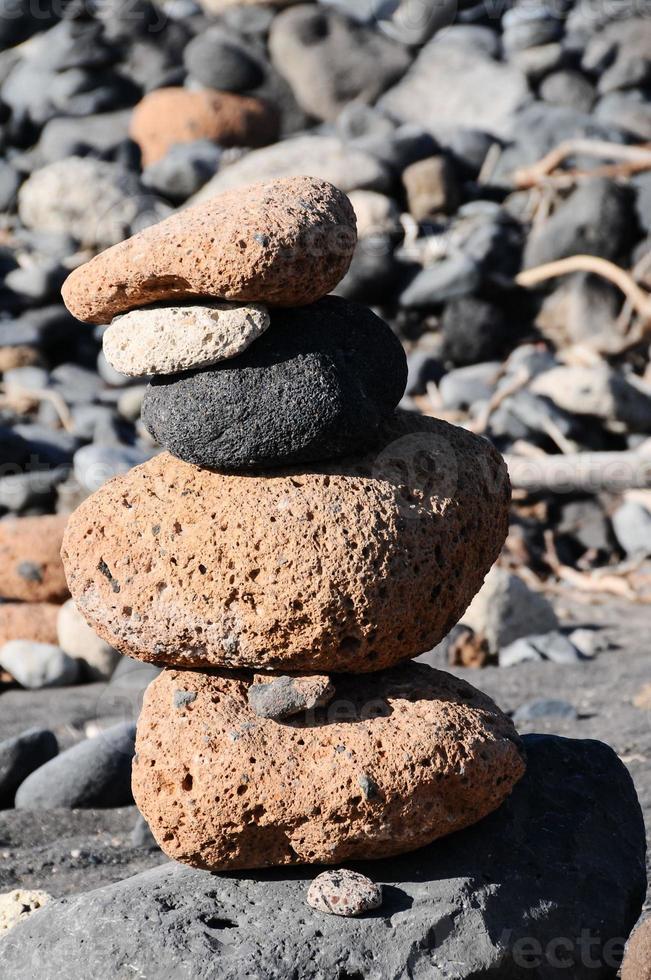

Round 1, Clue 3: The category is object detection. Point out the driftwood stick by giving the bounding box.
[516,255,651,320]
[513,139,651,188]
[506,450,651,494]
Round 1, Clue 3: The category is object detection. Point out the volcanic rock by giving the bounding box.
[61,411,510,672]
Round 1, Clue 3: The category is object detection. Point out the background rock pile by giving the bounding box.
[0,0,650,975]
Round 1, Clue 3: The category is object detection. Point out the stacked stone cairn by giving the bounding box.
[60,176,526,893]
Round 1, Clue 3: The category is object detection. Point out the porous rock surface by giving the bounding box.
[61,411,510,672]
[141,297,407,469]
[103,302,270,377]
[61,176,357,323]
[0,515,68,602]
[132,662,526,870]
[0,603,59,647]
[622,917,651,980]
[129,87,279,167]
[1,736,644,979]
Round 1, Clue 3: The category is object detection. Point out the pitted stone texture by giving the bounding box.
[0,515,68,602]
[248,674,334,719]
[0,891,52,934]
[61,177,357,323]
[61,412,510,672]
[129,88,279,167]
[141,297,407,469]
[103,302,270,378]
[18,157,169,251]
[307,870,382,917]
[132,662,526,870]
[0,603,59,647]
[622,918,651,980]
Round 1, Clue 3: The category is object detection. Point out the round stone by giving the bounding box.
[141,297,407,469]
[306,870,382,918]
[61,412,510,673]
[0,641,79,690]
[102,302,270,378]
[0,603,59,647]
[56,599,120,682]
[132,662,526,870]
[129,87,279,167]
[0,515,69,603]
[61,176,357,323]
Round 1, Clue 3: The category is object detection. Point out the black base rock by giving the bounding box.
[141,296,408,471]
[0,735,645,979]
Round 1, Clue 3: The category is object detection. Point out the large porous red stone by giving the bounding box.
[61,412,510,673]
[0,516,69,603]
[132,662,526,870]
[61,176,357,323]
[129,87,279,167]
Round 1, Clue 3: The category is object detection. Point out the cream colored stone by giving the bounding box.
[0,890,52,933]
[103,302,270,377]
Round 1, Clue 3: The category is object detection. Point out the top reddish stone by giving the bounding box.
[129,87,279,167]
[61,176,357,323]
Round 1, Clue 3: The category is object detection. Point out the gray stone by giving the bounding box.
[269,5,410,122]
[130,814,160,851]
[595,90,651,142]
[184,26,266,92]
[36,110,132,164]
[14,722,136,810]
[142,297,407,470]
[247,675,335,720]
[73,444,158,494]
[320,0,458,45]
[379,36,530,140]
[612,501,651,557]
[500,631,583,667]
[141,141,222,203]
[0,642,79,690]
[0,162,20,212]
[582,18,651,95]
[399,255,481,308]
[524,178,636,268]
[192,135,391,200]
[0,468,69,514]
[438,362,500,411]
[531,365,651,433]
[0,735,645,979]
[539,70,595,113]
[513,699,578,725]
[462,566,559,653]
[0,728,58,808]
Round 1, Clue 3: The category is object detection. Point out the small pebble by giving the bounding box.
[307,870,382,918]
[247,674,335,720]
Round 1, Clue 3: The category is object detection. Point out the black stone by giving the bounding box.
[142,297,408,470]
[0,736,645,978]
[0,728,58,809]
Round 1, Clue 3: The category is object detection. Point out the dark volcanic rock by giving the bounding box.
[0,735,644,979]
[0,728,58,808]
[14,722,136,810]
[142,297,407,470]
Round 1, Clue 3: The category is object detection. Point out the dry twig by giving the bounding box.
[513,139,651,188]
